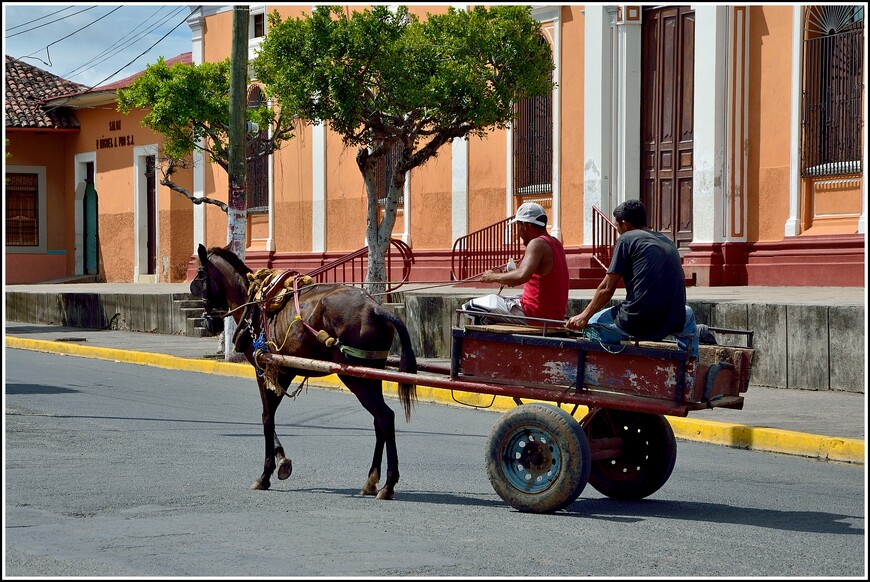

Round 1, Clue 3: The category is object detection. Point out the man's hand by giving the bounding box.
[566,312,590,331]
[478,269,500,283]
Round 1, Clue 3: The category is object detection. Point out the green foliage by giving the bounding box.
[116,57,285,168]
[252,4,553,288]
[252,4,553,157]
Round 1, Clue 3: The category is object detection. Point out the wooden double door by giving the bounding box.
[640,6,695,250]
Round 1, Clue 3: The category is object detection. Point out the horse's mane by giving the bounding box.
[208,246,252,276]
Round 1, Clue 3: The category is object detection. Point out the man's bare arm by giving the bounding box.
[478,238,548,286]
[566,272,620,330]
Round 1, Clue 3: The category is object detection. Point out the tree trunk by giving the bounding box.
[363,154,405,301]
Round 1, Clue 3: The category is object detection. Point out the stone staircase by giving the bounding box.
[173,296,210,337]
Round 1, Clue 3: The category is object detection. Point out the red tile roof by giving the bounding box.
[5,52,194,125]
[4,55,86,129]
[88,51,193,94]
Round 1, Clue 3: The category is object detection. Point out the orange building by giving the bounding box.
[4,5,866,287]
[5,53,194,284]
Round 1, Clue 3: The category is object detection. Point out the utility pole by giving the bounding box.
[228,5,249,259]
[224,5,250,361]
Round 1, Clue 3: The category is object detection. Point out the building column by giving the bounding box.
[312,123,327,253]
[189,12,207,253]
[786,5,804,237]
[583,5,615,246]
[451,138,469,243]
[614,6,642,207]
[692,5,729,244]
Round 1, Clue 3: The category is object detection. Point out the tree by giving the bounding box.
[116,56,295,218]
[252,5,554,296]
[117,9,292,361]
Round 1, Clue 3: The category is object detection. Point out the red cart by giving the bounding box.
[259,310,755,513]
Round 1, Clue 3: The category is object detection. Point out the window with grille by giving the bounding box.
[246,85,270,213]
[5,173,39,246]
[801,5,864,177]
[375,141,405,208]
[513,35,553,200]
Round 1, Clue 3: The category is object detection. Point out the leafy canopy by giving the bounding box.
[252,5,553,160]
[117,57,285,170]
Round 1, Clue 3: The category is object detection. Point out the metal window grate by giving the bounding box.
[375,141,405,207]
[801,5,864,178]
[246,86,270,212]
[6,173,39,246]
[513,36,553,198]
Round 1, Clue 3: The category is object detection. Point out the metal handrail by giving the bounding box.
[305,238,415,296]
[591,205,617,269]
[450,217,522,281]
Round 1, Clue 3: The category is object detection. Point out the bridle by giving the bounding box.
[193,264,230,329]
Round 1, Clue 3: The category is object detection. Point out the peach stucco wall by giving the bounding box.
[747,5,795,243]
[5,131,76,258]
[272,121,314,253]
[558,5,585,247]
[70,106,194,282]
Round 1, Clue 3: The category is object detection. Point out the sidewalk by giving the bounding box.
[5,320,865,464]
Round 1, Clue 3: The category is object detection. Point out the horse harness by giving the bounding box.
[240,268,391,376]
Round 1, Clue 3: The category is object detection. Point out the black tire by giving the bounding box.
[485,403,591,513]
[583,409,677,500]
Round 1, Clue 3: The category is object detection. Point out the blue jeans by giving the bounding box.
[586,305,699,358]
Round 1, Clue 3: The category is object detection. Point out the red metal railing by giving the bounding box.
[305,238,415,296]
[592,205,618,269]
[450,217,523,281]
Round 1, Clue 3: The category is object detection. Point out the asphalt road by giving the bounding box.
[4,349,866,577]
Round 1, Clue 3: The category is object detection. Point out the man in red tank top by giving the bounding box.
[467,202,569,325]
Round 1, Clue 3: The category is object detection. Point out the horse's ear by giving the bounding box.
[197,243,208,264]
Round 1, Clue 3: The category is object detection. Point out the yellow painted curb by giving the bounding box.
[6,336,255,379]
[7,336,864,465]
[668,417,865,464]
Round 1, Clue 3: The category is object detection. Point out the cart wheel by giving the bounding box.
[583,409,676,500]
[485,403,591,513]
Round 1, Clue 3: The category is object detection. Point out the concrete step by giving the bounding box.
[186,326,213,338]
[186,315,207,336]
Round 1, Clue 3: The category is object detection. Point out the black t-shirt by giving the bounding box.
[608,229,686,340]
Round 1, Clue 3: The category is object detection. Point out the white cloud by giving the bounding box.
[3,3,194,88]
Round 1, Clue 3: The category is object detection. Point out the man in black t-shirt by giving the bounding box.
[566,200,698,357]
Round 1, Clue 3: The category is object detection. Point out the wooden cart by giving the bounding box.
[259,310,755,513]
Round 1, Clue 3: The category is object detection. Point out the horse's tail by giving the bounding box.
[375,306,418,422]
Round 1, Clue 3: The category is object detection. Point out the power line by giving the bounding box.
[19,6,123,69]
[60,6,187,81]
[5,5,78,32]
[6,5,97,37]
[40,6,201,116]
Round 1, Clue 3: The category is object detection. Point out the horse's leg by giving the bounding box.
[273,372,297,481]
[251,376,284,490]
[274,430,292,480]
[341,374,399,500]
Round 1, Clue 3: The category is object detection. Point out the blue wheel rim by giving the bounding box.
[501,427,560,493]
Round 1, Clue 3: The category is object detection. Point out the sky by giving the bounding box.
[3,3,196,89]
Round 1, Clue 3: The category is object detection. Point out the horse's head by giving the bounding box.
[191,244,232,335]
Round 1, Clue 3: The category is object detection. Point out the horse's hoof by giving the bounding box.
[359,485,377,496]
[376,488,394,500]
[250,479,270,491]
[277,459,292,480]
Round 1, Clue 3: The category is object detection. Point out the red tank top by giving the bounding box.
[520,235,569,323]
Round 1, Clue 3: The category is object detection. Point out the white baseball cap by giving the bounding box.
[511,202,547,227]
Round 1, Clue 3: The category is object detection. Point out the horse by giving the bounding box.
[190,243,418,500]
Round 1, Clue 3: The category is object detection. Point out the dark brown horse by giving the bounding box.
[190,244,417,499]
